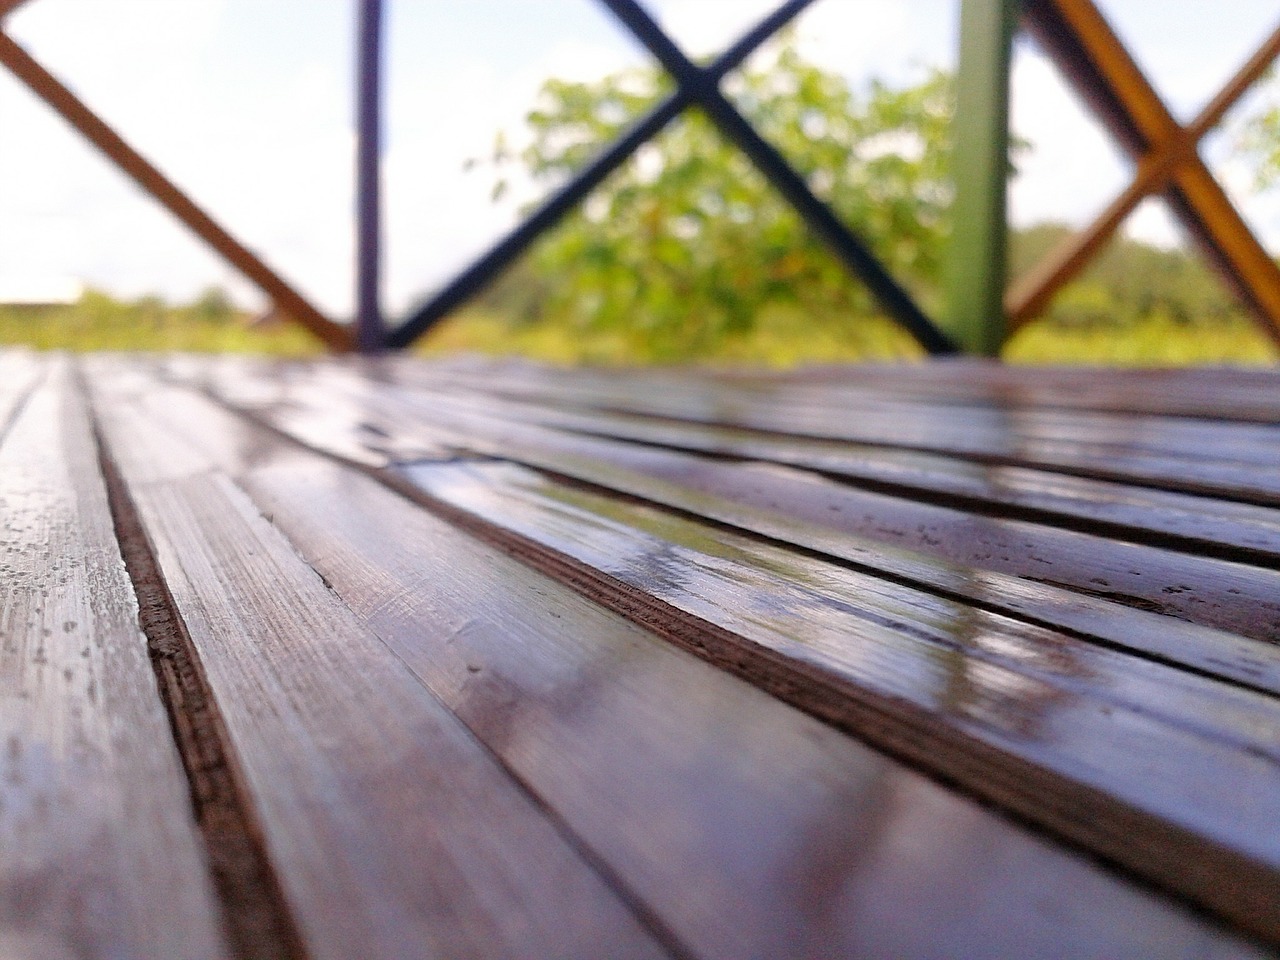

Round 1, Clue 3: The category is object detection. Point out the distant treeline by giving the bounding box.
[0,287,319,355]
[3,224,1277,365]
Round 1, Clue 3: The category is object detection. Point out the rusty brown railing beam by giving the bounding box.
[1007,21,1280,330]
[1016,0,1280,347]
[0,28,353,351]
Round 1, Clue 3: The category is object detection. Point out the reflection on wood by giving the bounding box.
[4,349,1276,956]
[0,361,228,959]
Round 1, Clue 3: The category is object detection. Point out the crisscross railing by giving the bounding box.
[3,0,1279,356]
[387,0,958,354]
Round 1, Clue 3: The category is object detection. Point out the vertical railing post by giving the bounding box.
[946,0,1018,356]
[355,0,384,353]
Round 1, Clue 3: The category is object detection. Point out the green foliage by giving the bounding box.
[1011,224,1253,326]
[1005,312,1277,366]
[479,41,953,362]
[0,287,322,355]
[1238,70,1280,190]
[455,44,1276,369]
[1005,224,1279,365]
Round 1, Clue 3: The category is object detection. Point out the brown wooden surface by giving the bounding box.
[96,366,1270,959]
[196,360,1280,651]
[402,364,1280,496]
[0,360,230,959]
[374,377,1280,563]
[4,349,1278,956]
[85,360,671,960]
[745,358,1280,421]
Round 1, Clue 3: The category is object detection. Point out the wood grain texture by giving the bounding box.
[200,363,1280,668]
[85,363,673,960]
[236,453,1270,960]
[132,360,1277,953]
[413,353,1280,423]
[148,352,1280,950]
[0,359,230,960]
[772,359,1280,420]
[409,384,1280,566]
[404,360,1280,502]
[401,458,1280,943]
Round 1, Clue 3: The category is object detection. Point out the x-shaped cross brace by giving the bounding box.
[599,0,957,354]
[393,0,957,354]
[1013,0,1280,347]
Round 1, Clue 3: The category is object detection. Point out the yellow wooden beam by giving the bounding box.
[0,29,354,351]
[1029,0,1280,346]
[1007,21,1280,330]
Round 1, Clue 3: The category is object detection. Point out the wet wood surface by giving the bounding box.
[0,360,229,960]
[3,349,1278,957]
[84,360,670,960]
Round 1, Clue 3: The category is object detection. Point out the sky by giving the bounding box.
[1,0,1279,320]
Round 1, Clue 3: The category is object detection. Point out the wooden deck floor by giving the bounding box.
[3,348,1279,958]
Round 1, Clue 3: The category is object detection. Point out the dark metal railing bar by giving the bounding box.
[600,0,958,355]
[387,0,815,349]
[355,0,385,354]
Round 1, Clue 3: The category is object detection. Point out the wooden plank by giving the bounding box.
[217,442,1273,958]
[415,365,1280,479]
[0,358,230,959]
[730,359,1280,422]
[206,365,1280,652]
[399,458,1280,940]
[84,361,673,960]
[152,355,1280,948]
[373,377,1280,567]
[402,354,1280,423]
[393,358,1280,469]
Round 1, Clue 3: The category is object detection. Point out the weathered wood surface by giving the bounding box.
[398,359,1280,503]
[189,359,1280,657]
[0,359,230,959]
[85,360,671,960]
[164,352,1280,947]
[4,349,1278,957]
[88,364,1273,958]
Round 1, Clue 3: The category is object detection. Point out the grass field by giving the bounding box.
[4,289,1277,368]
[426,307,1280,368]
[0,290,322,357]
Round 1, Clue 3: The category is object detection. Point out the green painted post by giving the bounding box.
[947,0,1019,356]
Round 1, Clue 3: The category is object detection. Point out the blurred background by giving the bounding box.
[2,0,1279,364]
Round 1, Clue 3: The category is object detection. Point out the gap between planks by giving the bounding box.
[82,356,682,960]
[151,357,1280,949]
[80,362,308,960]
[138,365,1272,958]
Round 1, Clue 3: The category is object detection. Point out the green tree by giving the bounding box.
[483,42,954,362]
